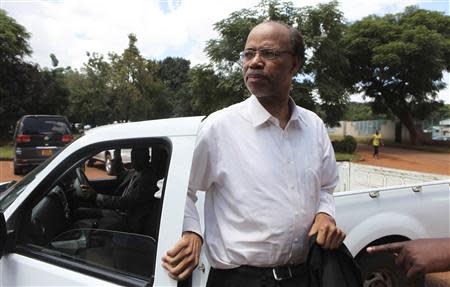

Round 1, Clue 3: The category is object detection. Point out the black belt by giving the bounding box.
[216,263,307,281]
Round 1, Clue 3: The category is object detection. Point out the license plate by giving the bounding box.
[41,149,53,156]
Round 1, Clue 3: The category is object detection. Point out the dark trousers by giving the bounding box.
[206,265,308,287]
[373,145,379,156]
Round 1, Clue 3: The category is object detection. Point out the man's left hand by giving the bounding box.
[308,212,346,250]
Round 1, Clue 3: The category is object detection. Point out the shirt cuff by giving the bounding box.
[317,191,335,219]
[182,216,203,241]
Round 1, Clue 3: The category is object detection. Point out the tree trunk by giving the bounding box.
[381,94,422,145]
[399,113,420,145]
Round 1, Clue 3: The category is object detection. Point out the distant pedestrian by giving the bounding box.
[371,130,383,159]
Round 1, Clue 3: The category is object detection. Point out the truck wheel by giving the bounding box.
[105,154,113,175]
[357,251,419,287]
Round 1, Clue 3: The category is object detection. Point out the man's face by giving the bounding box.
[242,23,299,99]
[131,149,149,171]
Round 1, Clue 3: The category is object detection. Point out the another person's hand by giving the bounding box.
[367,238,450,280]
[76,184,97,201]
[162,231,203,281]
[308,212,346,249]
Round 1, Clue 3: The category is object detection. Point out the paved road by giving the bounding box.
[0,160,112,183]
[356,144,450,176]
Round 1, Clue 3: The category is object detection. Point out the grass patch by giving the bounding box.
[335,152,361,162]
[0,144,13,159]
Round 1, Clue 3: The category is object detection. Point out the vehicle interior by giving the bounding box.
[16,139,171,284]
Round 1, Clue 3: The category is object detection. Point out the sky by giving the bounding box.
[1,0,449,103]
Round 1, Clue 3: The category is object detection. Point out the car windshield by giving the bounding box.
[21,117,71,135]
[0,143,69,211]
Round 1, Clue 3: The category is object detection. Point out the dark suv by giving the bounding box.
[13,115,73,175]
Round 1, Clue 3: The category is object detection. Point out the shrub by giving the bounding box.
[332,135,357,153]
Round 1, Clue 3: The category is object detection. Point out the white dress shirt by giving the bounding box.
[183,95,338,269]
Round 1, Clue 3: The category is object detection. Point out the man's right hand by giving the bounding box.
[76,184,97,201]
[367,238,450,279]
[162,232,203,281]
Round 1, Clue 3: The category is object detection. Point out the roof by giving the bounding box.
[79,116,205,144]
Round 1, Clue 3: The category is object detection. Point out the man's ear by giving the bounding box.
[290,56,301,76]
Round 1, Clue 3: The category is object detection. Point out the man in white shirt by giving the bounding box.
[162,21,346,286]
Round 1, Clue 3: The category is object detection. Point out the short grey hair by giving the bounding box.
[263,21,305,67]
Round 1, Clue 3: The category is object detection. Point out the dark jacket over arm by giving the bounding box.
[306,234,363,287]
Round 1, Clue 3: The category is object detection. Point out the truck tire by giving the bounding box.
[105,154,113,175]
[357,251,421,287]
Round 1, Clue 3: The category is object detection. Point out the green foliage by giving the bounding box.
[332,135,357,153]
[343,102,389,121]
[66,34,173,126]
[158,57,194,116]
[0,9,31,64]
[342,6,450,144]
[189,65,247,115]
[0,10,71,139]
[430,104,450,120]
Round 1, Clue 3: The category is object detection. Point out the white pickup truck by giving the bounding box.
[0,117,448,287]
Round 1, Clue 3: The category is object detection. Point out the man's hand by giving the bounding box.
[76,184,97,201]
[367,238,450,279]
[308,212,346,250]
[162,232,203,281]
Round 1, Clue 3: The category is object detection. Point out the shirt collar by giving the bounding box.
[245,95,307,128]
[246,95,272,127]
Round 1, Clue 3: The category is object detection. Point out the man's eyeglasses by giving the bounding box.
[239,48,293,62]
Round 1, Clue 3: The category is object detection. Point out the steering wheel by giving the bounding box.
[74,167,91,195]
[76,167,90,186]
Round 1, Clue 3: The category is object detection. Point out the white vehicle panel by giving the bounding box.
[335,180,450,256]
[154,135,200,286]
[1,254,118,286]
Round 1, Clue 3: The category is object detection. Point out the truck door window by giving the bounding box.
[18,141,170,285]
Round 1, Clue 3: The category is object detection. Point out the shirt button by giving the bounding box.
[290,185,294,190]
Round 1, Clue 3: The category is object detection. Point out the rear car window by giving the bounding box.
[21,117,71,135]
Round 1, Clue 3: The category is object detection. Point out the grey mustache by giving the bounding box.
[246,71,268,78]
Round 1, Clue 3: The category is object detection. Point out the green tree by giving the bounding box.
[0,9,31,64]
[0,10,70,138]
[202,0,349,126]
[158,57,193,116]
[297,1,350,126]
[76,52,114,126]
[66,34,173,126]
[0,9,32,138]
[342,7,450,144]
[189,65,246,115]
[342,102,388,121]
[109,34,172,121]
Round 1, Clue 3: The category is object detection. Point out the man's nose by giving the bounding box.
[247,52,264,69]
